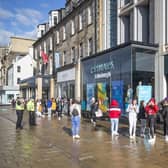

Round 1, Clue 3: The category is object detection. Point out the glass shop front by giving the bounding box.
[82,43,157,114]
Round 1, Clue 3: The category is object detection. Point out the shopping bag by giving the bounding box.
[95,109,103,117]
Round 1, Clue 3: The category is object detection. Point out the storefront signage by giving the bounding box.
[90,61,115,74]
[95,72,111,79]
[57,68,75,83]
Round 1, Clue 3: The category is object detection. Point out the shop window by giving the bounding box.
[17,66,21,72]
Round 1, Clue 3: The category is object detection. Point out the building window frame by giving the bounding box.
[79,14,83,31]
[17,66,21,73]
[17,78,21,84]
[79,42,83,57]
[56,31,60,44]
[71,47,75,63]
[71,20,75,35]
[63,26,66,41]
[87,7,92,25]
[88,38,93,56]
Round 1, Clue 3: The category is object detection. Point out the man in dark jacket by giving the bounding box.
[162,98,168,141]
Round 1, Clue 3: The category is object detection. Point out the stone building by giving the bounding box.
[34,0,97,100]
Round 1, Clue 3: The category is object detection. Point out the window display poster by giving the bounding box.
[86,83,95,111]
[97,83,108,112]
[138,85,152,105]
[112,80,124,112]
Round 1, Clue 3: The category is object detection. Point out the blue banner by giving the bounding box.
[138,85,152,105]
[112,80,124,112]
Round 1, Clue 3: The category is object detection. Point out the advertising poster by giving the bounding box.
[86,83,95,111]
[138,85,152,105]
[112,80,124,112]
[97,83,108,112]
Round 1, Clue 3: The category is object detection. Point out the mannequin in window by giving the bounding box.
[127,84,133,103]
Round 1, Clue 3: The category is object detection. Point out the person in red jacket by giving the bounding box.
[108,100,121,136]
[145,98,159,142]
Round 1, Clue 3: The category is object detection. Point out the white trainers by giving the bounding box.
[114,132,119,136]
[165,135,168,142]
[72,136,76,139]
[75,135,80,139]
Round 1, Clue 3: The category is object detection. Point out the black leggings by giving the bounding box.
[147,115,155,138]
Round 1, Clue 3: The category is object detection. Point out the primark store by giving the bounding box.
[81,42,158,113]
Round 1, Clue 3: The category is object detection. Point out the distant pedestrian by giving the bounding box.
[27,98,36,126]
[51,98,57,116]
[108,100,121,136]
[57,98,62,120]
[36,99,42,117]
[138,100,147,137]
[70,99,81,139]
[145,98,159,143]
[90,97,98,127]
[47,99,52,118]
[161,98,168,141]
[126,99,139,139]
[15,97,24,129]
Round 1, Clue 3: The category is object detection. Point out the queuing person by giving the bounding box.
[15,97,24,129]
[138,100,147,137]
[57,98,62,120]
[70,99,81,139]
[27,98,36,126]
[47,98,52,118]
[90,97,98,127]
[36,99,42,117]
[108,99,121,136]
[161,98,168,142]
[145,98,159,143]
[51,98,57,116]
[126,99,139,139]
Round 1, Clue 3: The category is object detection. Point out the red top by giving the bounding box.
[108,100,121,118]
[145,98,159,115]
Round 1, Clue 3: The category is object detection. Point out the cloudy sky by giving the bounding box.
[0,0,66,46]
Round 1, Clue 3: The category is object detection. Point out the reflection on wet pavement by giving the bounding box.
[0,106,168,168]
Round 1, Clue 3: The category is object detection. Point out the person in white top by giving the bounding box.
[70,100,81,139]
[126,99,139,139]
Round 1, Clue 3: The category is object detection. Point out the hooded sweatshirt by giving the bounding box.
[145,98,159,115]
[108,100,121,118]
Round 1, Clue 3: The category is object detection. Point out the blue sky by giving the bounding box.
[0,0,66,46]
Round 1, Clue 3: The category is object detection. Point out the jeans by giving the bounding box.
[129,113,137,136]
[147,115,155,138]
[110,118,119,134]
[48,108,51,117]
[16,110,24,129]
[163,120,168,136]
[71,116,80,136]
[140,119,146,135]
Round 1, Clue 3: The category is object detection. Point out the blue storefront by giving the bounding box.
[81,42,158,114]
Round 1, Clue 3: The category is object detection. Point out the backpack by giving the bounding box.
[72,108,79,116]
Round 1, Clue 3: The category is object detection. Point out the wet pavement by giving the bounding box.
[0,106,168,168]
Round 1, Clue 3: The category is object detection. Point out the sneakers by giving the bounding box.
[72,135,80,139]
[165,135,168,142]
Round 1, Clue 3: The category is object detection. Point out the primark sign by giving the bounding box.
[90,61,115,79]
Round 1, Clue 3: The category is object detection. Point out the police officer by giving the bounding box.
[16,97,24,129]
[27,98,36,126]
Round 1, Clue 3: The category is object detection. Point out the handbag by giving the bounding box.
[95,109,103,117]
